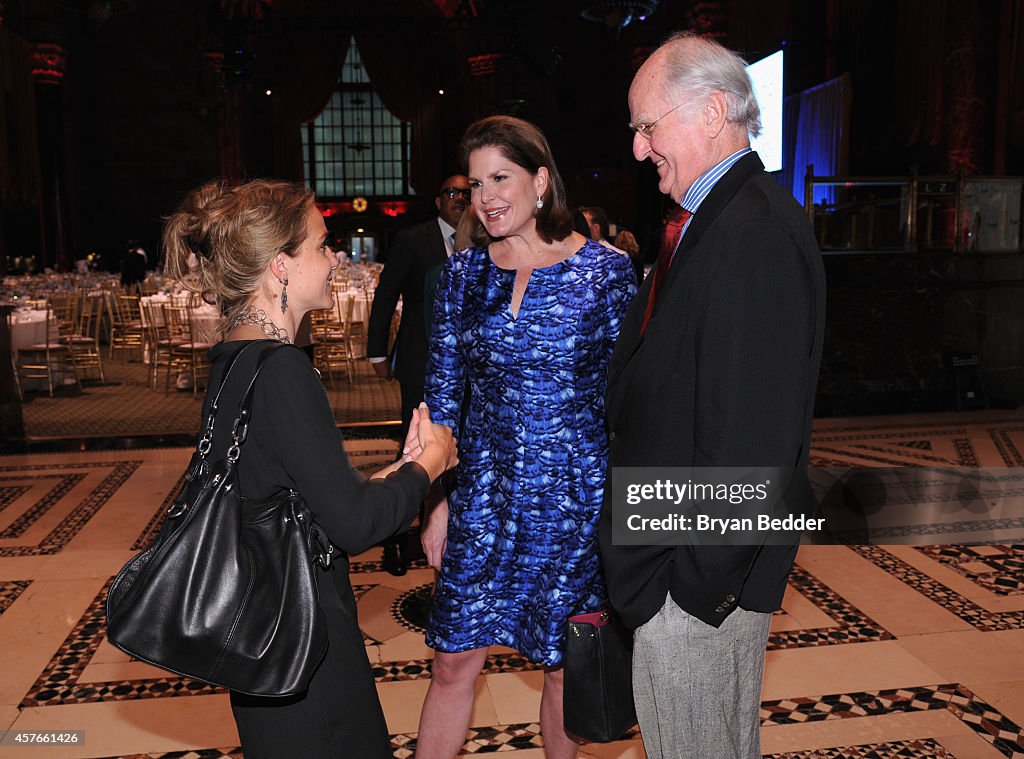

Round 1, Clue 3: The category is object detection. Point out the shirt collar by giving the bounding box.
[437,216,457,256]
[680,147,752,214]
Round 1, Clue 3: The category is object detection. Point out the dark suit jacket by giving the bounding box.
[367,219,448,387]
[598,153,826,630]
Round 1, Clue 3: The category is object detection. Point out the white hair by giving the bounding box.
[658,32,762,138]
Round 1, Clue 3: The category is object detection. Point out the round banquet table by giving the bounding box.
[140,294,220,345]
[8,309,77,390]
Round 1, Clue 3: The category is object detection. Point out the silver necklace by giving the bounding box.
[232,308,292,344]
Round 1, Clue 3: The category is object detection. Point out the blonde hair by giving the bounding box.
[162,179,315,334]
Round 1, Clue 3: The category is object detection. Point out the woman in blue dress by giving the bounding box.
[416,116,636,757]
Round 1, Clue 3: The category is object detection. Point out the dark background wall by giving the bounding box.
[68,0,220,263]
[1,0,1022,412]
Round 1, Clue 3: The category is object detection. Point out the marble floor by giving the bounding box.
[0,410,1022,758]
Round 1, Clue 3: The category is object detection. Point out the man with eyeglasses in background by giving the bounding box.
[368,174,470,575]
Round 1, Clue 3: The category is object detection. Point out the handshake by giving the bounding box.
[397,402,458,484]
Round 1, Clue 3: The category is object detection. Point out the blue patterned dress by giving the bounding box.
[424,240,636,666]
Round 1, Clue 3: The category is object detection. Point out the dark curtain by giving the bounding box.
[354,31,441,195]
[270,33,351,180]
[778,72,851,207]
[0,27,42,204]
[345,0,452,195]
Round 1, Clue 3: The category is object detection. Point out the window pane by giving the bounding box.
[308,45,413,199]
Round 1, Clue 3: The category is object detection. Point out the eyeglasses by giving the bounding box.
[628,101,689,140]
[441,187,472,200]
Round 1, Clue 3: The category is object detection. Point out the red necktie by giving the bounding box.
[640,206,692,335]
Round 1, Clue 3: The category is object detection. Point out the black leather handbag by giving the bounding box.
[106,342,335,697]
[563,609,638,743]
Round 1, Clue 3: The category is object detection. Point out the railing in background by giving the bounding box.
[803,166,1023,254]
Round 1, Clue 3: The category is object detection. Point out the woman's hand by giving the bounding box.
[402,409,423,462]
[368,460,404,480]
[411,404,458,481]
[421,491,449,571]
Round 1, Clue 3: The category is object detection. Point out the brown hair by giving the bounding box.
[614,230,640,256]
[458,116,573,247]
[162,179,315,334]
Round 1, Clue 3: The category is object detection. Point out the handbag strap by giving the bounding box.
[225,341,290,463]
[196,341,263,458]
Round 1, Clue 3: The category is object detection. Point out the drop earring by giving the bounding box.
[279,277,288,313]
[536,195,544,210]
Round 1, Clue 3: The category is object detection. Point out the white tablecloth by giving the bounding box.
[8,309,76,390]
[331,288,402,328]
[8,310,47,352]
[140,295,219,343]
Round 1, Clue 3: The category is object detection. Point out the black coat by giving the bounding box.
[598,153,826,630]
[366,219,447,387]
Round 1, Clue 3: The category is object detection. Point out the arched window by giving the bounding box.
[301,40,412,198]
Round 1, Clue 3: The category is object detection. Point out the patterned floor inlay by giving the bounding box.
[17,588,1024,756]
[0,460,141,557]
[765,739,954,758]
[810,415,1024,468]
[0,484,31,515]
[19,553,904,711]
[20,578,221,708]
[19,579,547,706]
[0,580,31,614]
[5,415,1024,759]
[392,582,434,634]
[351,557,429,574]
[992,428,1024,467]
[760,683,1024,757]
[770,565,893,649]
[99,752,244,759]
[852,545,1024,630]
[131,472,186,550]
[371,651,545,683]
[391,722,549,756]
[915,544,1024,596]
[92,736,963,758]
[0,474,86,538]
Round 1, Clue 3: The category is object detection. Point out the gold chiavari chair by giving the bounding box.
[163,303,214,395]
[341,293,368,371]
[109,294,145,360]
[61,293,105,384]
[310,307,349,385]
[49,292,79,339]
[14,304,80,397]
[140,300,178,390]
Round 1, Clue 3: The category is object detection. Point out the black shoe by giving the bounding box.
[381,539,408,576]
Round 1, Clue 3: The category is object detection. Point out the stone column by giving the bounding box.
[30,41,74,271]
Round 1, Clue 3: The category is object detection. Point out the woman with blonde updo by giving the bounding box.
[162,179,458,758]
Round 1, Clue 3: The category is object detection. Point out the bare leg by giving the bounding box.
[415,647,489,758]
[540,667,579,759]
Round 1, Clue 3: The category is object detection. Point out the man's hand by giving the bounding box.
[372,361,393,381]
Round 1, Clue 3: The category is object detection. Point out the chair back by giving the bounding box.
[116,294,142,323]
[162,304,192,344]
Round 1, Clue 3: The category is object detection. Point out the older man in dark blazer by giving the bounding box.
[367,174,469,574]
[598,34,825,758]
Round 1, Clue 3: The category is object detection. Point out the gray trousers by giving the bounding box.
[632,593,771,759]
